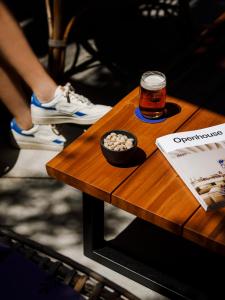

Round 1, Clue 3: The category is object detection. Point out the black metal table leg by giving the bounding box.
[82,193,225,300]
[83,193,105,256]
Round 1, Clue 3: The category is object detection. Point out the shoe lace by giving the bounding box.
[51,125,60,136]
[63,83,92,105]
[36,125,65,142]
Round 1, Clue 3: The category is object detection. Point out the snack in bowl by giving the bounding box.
[100,130,137,165]
[103,132,134,151]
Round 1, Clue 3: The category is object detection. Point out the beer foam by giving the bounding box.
[141,74,166,90]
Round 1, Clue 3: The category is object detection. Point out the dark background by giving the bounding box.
[1,0,225,139]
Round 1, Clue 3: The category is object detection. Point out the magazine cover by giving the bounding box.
[156,123,225,211]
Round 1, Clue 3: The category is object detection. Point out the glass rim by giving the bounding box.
[140,71,166,90]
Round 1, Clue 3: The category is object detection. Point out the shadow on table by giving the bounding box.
[164,102,182,119]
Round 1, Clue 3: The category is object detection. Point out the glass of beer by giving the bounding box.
[139,71,166,119]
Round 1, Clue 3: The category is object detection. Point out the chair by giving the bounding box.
[0,227,140,300]
[44,0,193,80]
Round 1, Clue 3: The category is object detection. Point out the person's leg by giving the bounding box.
[0,1,111,126]
[0,1,57,102]
[0,61,32,130]
[0,60,65,151]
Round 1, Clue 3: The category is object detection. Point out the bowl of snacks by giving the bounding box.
[100,130,137,165]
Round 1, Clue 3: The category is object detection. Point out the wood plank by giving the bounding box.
[112,105,225,235]
[183,207,225,255]
[47,88,198,202]
[112,150,200,235]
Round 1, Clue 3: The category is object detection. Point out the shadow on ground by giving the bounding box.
[0,178,133,252]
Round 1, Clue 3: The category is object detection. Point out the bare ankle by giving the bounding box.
[34,82,58,103]
[15,117,33,131]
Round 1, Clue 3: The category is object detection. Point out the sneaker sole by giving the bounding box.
[32,116,101,125]
[13,140,63,151]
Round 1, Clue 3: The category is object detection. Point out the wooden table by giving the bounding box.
[47,88,225,299]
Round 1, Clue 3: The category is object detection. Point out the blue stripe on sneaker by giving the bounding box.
[74,111,86,116]
[53,139,64,144]
[31,94,56,110]
[32,94,86,116]
[10,119,34,137]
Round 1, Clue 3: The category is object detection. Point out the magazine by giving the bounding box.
[156,123,225,211]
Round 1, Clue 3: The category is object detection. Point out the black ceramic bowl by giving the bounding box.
[100,130,138,165]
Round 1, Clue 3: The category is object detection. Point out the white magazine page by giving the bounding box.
[163,140,225,211]
[156,123,225,211]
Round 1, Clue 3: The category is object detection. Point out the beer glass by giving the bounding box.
[139,71,166,119]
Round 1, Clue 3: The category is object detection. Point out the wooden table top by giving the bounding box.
[47,87,225,256]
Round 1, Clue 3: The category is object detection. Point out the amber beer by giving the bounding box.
[139,71,166,119]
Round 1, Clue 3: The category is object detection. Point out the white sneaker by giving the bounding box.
[31,83,112,125]
[10,119,65,151]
